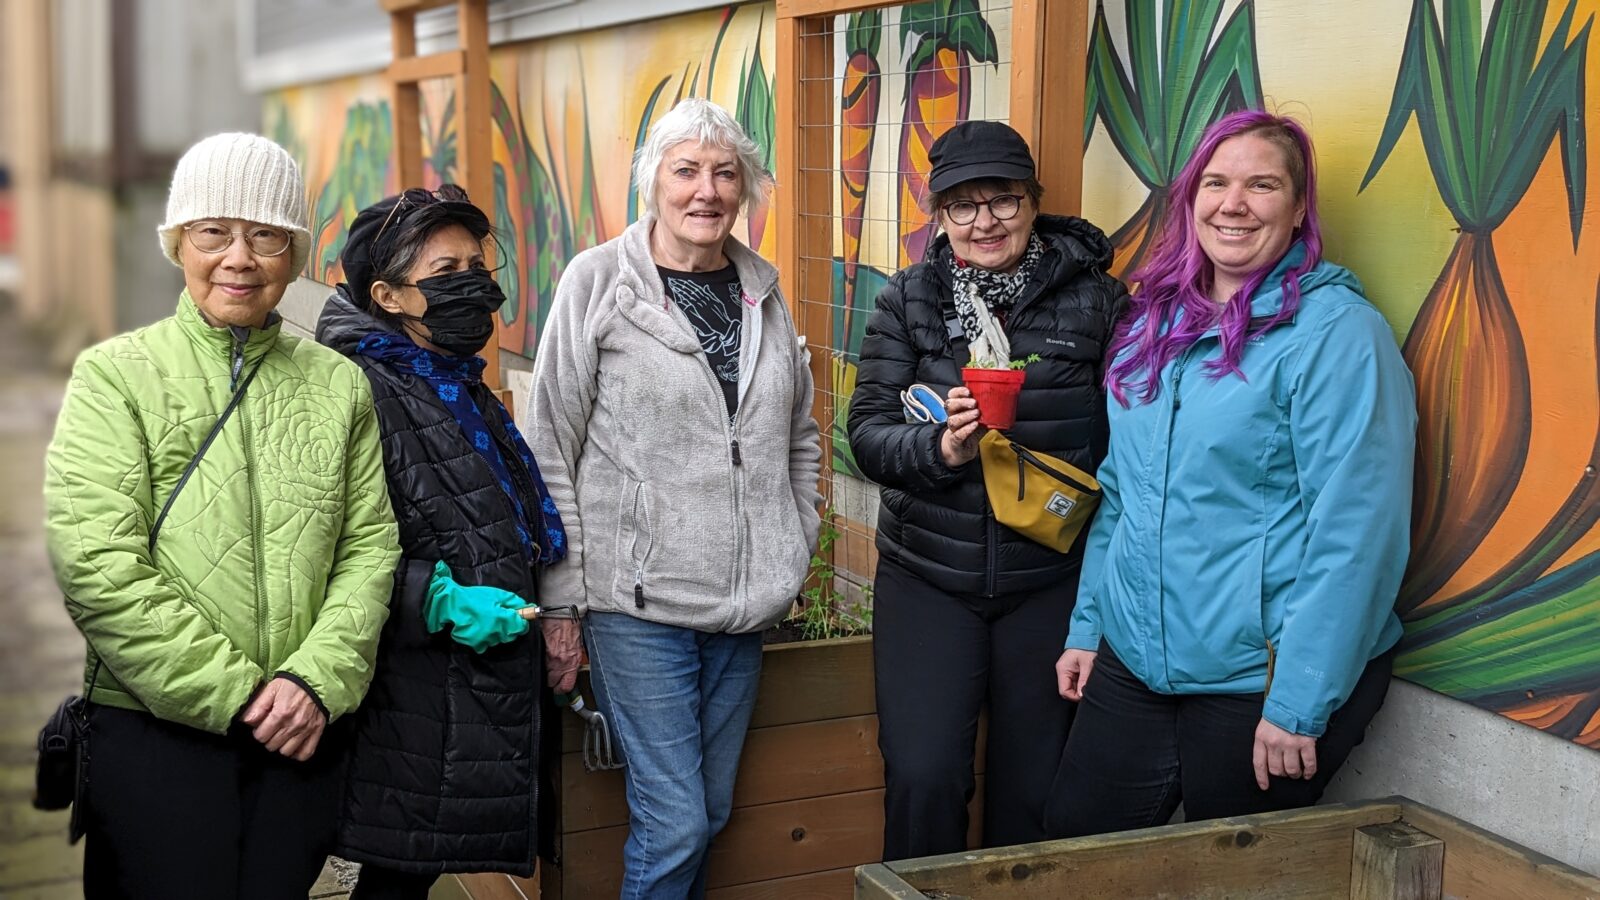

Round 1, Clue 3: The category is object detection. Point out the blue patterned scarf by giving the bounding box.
[354,332,566,565]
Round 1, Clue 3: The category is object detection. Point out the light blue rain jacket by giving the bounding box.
[1068,244,1416,736]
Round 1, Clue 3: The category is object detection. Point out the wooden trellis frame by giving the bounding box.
[774,0,1088,551]
[382,0,502,391]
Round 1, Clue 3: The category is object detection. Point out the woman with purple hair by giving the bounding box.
[1045,110,1417,834]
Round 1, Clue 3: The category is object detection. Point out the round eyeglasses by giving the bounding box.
[184,221,292,257]
[941,194,1024,226]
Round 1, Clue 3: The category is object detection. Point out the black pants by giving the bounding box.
[873,556,1078,861]
[1044,641,1394,838]
[351,866,438,899]
[81,704,345,900]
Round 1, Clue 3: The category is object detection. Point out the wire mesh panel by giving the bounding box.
[783,0,1022,623]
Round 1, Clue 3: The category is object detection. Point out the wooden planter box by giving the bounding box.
[454,634,981,899]
[855,797,1600,899]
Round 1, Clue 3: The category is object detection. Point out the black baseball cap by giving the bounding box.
[927,120,1036,193]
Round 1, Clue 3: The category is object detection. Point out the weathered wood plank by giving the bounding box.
[749,637,875,729]
[705,865,857,899]
[886,800,1405,900]
[441,873,524,900]
[559,637,876,747]
[1350,823,1443,900]
[1396,800,1600,899]
[561,715,887,832]
[562,790,883,896]
[386,49,465,85]
[854,863,927,900]
[561,784,985,898]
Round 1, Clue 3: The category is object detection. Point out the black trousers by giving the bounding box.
[81,704,345,900]
[1044,641,1394,838]
[872,556,1078,861]
[350,866,438,899]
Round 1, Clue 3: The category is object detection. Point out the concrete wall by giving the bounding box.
[1325,680,1600,875]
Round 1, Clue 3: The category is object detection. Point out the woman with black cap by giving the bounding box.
[315,185,569,898]
[847,121,1126,859]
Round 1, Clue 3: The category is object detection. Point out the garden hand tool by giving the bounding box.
[556,691,626,771]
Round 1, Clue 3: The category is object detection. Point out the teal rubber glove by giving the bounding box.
[424,561,531,653]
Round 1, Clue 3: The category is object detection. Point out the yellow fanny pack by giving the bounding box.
[978,431,1102,552]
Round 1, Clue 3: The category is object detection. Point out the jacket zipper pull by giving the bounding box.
[731,439,742,466]
[634,580,645,609]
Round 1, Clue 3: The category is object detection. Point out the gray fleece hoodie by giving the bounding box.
[527,216,823,633]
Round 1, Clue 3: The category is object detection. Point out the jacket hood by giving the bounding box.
[316,284,398,355]
[1245,242,1364,320]
[926,213,1115,291]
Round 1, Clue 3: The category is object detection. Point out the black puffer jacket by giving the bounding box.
[317,290,555,876]
[847,215,1126,597]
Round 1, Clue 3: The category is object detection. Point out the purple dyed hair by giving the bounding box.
[1105,109,1322,406]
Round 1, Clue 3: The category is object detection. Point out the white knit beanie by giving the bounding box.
[158,132,312,274]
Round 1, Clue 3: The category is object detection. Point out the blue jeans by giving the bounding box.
[582,612,764,899]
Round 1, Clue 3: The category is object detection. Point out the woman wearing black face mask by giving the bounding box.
[315,186,569,897]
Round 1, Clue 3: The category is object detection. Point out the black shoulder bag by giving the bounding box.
[33,359,265,842]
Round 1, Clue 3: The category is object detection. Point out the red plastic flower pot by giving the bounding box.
[961,367,1026,429]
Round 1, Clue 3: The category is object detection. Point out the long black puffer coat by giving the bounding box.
[317,290,555,876]
[847,215,1127,598]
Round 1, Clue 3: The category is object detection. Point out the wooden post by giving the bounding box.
[776,9,838,519]
[388,10,424,191]
[1350,822,1445,900]
[382,0,503,391]
[1012,0,1088,216]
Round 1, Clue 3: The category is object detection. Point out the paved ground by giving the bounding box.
[0,297,85,898]
[0,299,356,898]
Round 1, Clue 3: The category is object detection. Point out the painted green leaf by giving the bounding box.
[1082,0,1261,192]
[1083,2,1161,186]
[312,101,393,281]
[1124,0,1164,163]
[492,161,519,326]
[901,0,998,70]
[424,91,459,185]
[1174,1,1263,174]
[738,38,776,174]
[629,76,674,224]
[1160,0,1226,153]
[1363,0,1589,244]
[1400,550,1600,701]
[848,9,883,57]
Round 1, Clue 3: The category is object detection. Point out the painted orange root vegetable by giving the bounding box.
[897,46,969,268]
[840,10,882,315]
[1399,232,1531,614]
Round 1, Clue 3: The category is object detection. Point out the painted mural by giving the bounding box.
[827,1,1012,476]
[268,4,776,357]
[1081,0,1600,748]
[267,0,1599,746]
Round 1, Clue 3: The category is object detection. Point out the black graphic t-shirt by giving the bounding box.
[658,264,744,418]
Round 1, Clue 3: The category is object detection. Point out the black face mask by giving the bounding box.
[399,268,504,356]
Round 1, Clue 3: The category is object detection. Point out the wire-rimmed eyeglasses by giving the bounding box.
[183,221,292,257]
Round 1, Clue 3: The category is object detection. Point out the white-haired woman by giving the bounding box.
[529,98,821,898]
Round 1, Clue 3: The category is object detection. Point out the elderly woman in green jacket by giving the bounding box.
[43,133,400,900]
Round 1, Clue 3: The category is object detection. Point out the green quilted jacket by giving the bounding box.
[44,292,400,734]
